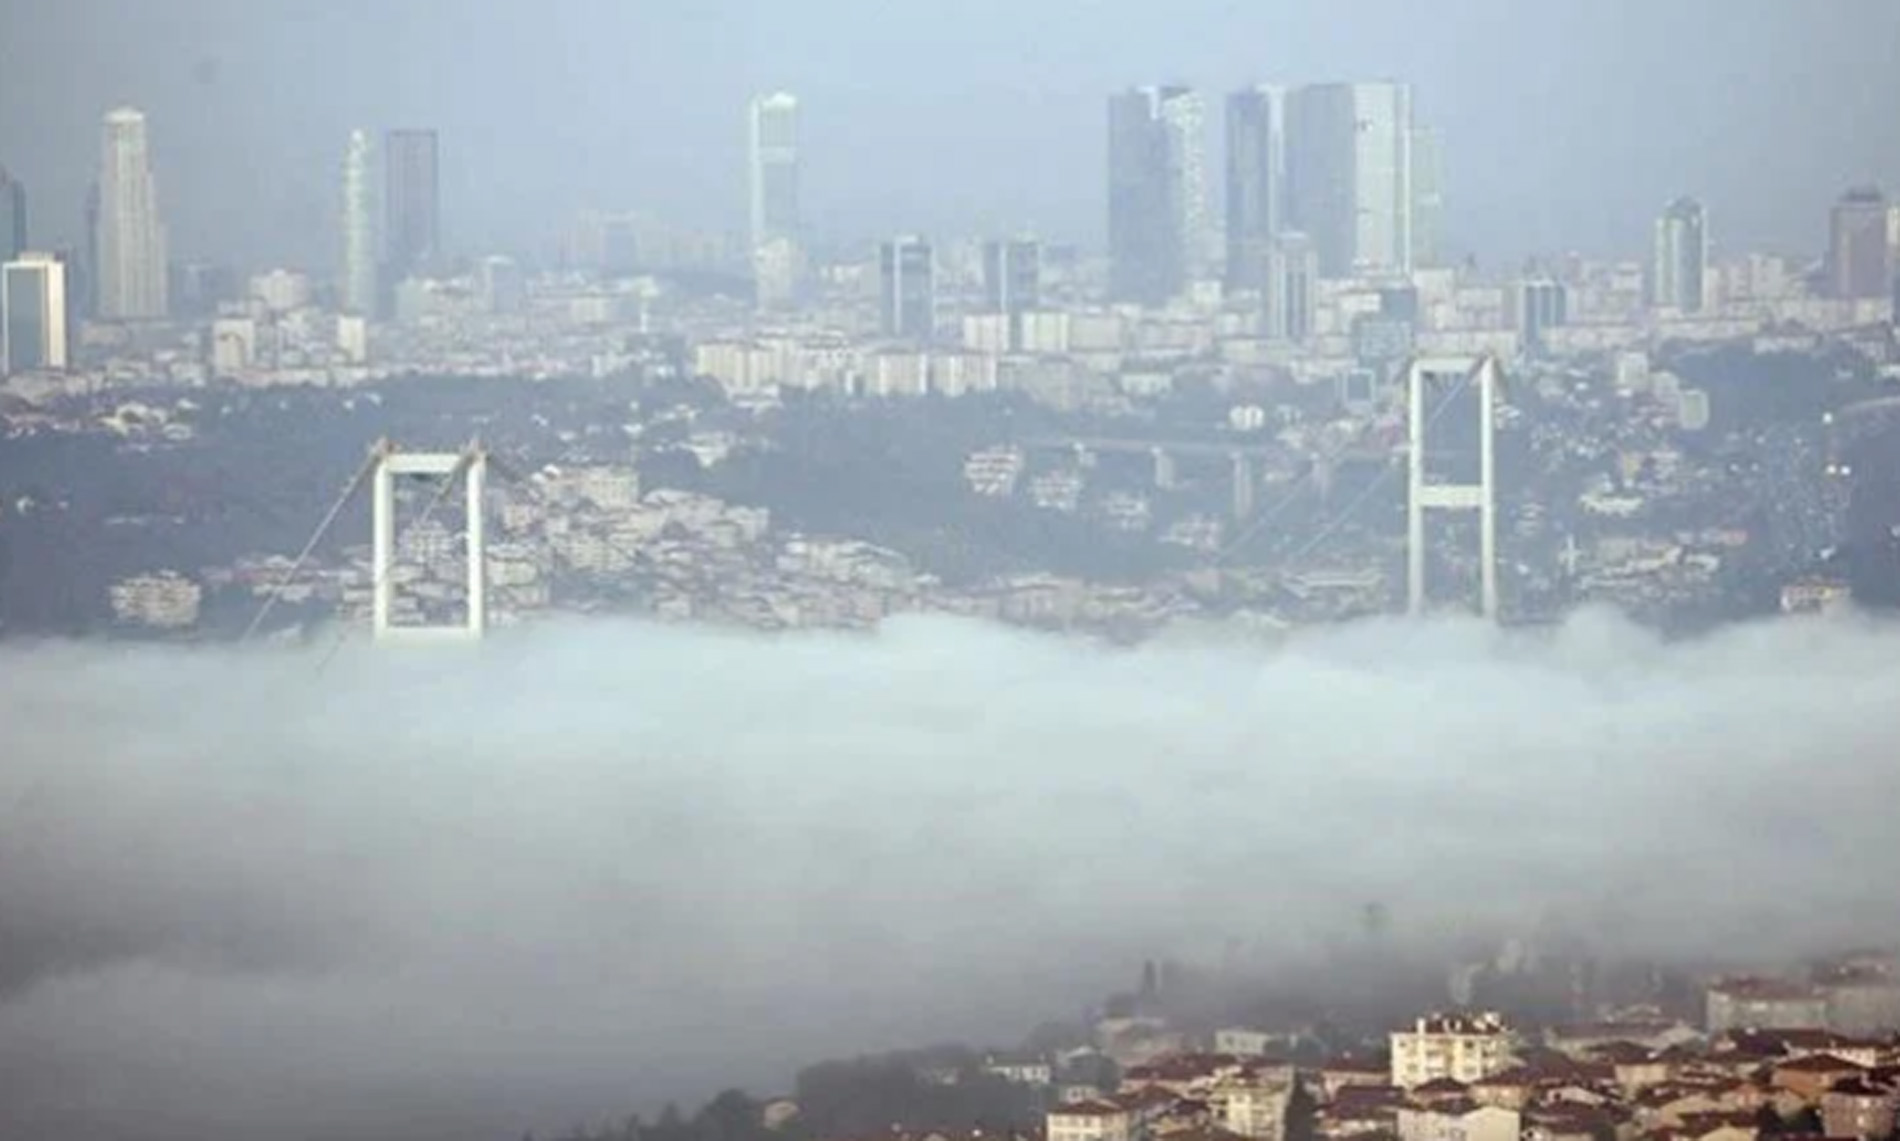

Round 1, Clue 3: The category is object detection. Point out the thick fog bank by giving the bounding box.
[1,607,1897,1139]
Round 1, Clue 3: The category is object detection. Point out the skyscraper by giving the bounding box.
[340,129,377,316]
[1264,231,1317,343]
[1828,186,1891,301]
[1652,197,1708,313]
[748,93,800,251]
[748,93,801,308]
[0,168,24,263]
[878,236,935,341]
[982,238,1042,351]
[1224,86,1284,293]
[3,252,69,373]
[97,108,168,320]
[1409,125,1444,269]
[1285,83,1413,278]
[383,129,440,284]
[1108,86,1208,305]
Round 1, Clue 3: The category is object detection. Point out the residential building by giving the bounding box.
[879,235,935,341]
[1285,82,1414,277]
[1652,197,1708,314]
[1225,85,1285,292]
[1109,85,1208,304]
[1390,1013,1513,1089]
[1821,1078,1897,1139]
[1829,187,1891,301]
[97,107,169,319]
[1704,978,1828,1034]
[1048,1101,1136,1141]
[1219,1076,1291,1141]
[1396,1103,1521,1141]
[1,252,68,372]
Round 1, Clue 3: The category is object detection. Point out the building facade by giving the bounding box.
[97,107,168,320]
[1285,82,1414,278]
[2,252,68,372]
[1390,1013,1513,1089]
[0,167,24,263]
[983,237,1042,350]
[748,93,800,252]
[1265,231,1318,342]
[1652,197,1708,314]
[1225,85,1285,293]
[879,235,935,341]
[340,129,377,316]
[1109,86,1207,305]
[1829,186,1891,301]
[383,128,440,285]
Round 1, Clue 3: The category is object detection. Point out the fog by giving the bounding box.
[4,0,1899,263]
[2,609,1899,1138]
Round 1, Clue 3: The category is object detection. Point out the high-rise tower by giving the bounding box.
[97,108,168,320]
[1828,186,1891,301]
[1224,86,1284,293]
[748,93,800,251]
[0,168,25,263]
[879,236,935,341]
[1651,197,1707,313]
[747,93,801,308]
[383,129,440,285]
[1108,86,1208,305]
[340,130,376,316]
[2,253,68,373]
[1285,83,1413,278]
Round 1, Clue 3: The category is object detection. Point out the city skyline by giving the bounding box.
[3,1,1897,269]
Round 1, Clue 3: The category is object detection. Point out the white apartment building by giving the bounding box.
[1390,1012,1512,1089]
[1397,1104,1521,1141]
[1047,1101,1135,1141]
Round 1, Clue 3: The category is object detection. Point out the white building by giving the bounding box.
[1047,1101,1135,1141]
[1390,1012,1512,1089]
[1220,1078,1291,1141]
[340,129,376,316]
[98,107,169,320]
[2,252,69,372]
[1396,1104,1521,1141]
[109,571,202,628]
[1285,82,1413,276]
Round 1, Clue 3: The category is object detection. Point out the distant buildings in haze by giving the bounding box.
[0,168,24,264]
[879,235,935,341]
[2,252,70,373]
[383,128,440,287]
[97,107,168,320]
[1108,85,1208,306]
[340,129,376,316]
[1652,196,1708,314]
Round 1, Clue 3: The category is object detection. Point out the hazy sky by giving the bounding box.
[6,609,1900,1139]
[3,0,1898,270]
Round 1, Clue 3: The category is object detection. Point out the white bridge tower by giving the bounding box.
[1405,356,1501,620]
[371,439,489,641]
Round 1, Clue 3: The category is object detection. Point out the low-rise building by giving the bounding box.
[1392,1013,1514,1089]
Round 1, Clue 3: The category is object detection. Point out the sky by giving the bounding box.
[6,609,1900,1139]
[2,0,1899,271]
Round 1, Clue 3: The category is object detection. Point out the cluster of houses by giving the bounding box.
[1014,967,1900,1141]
